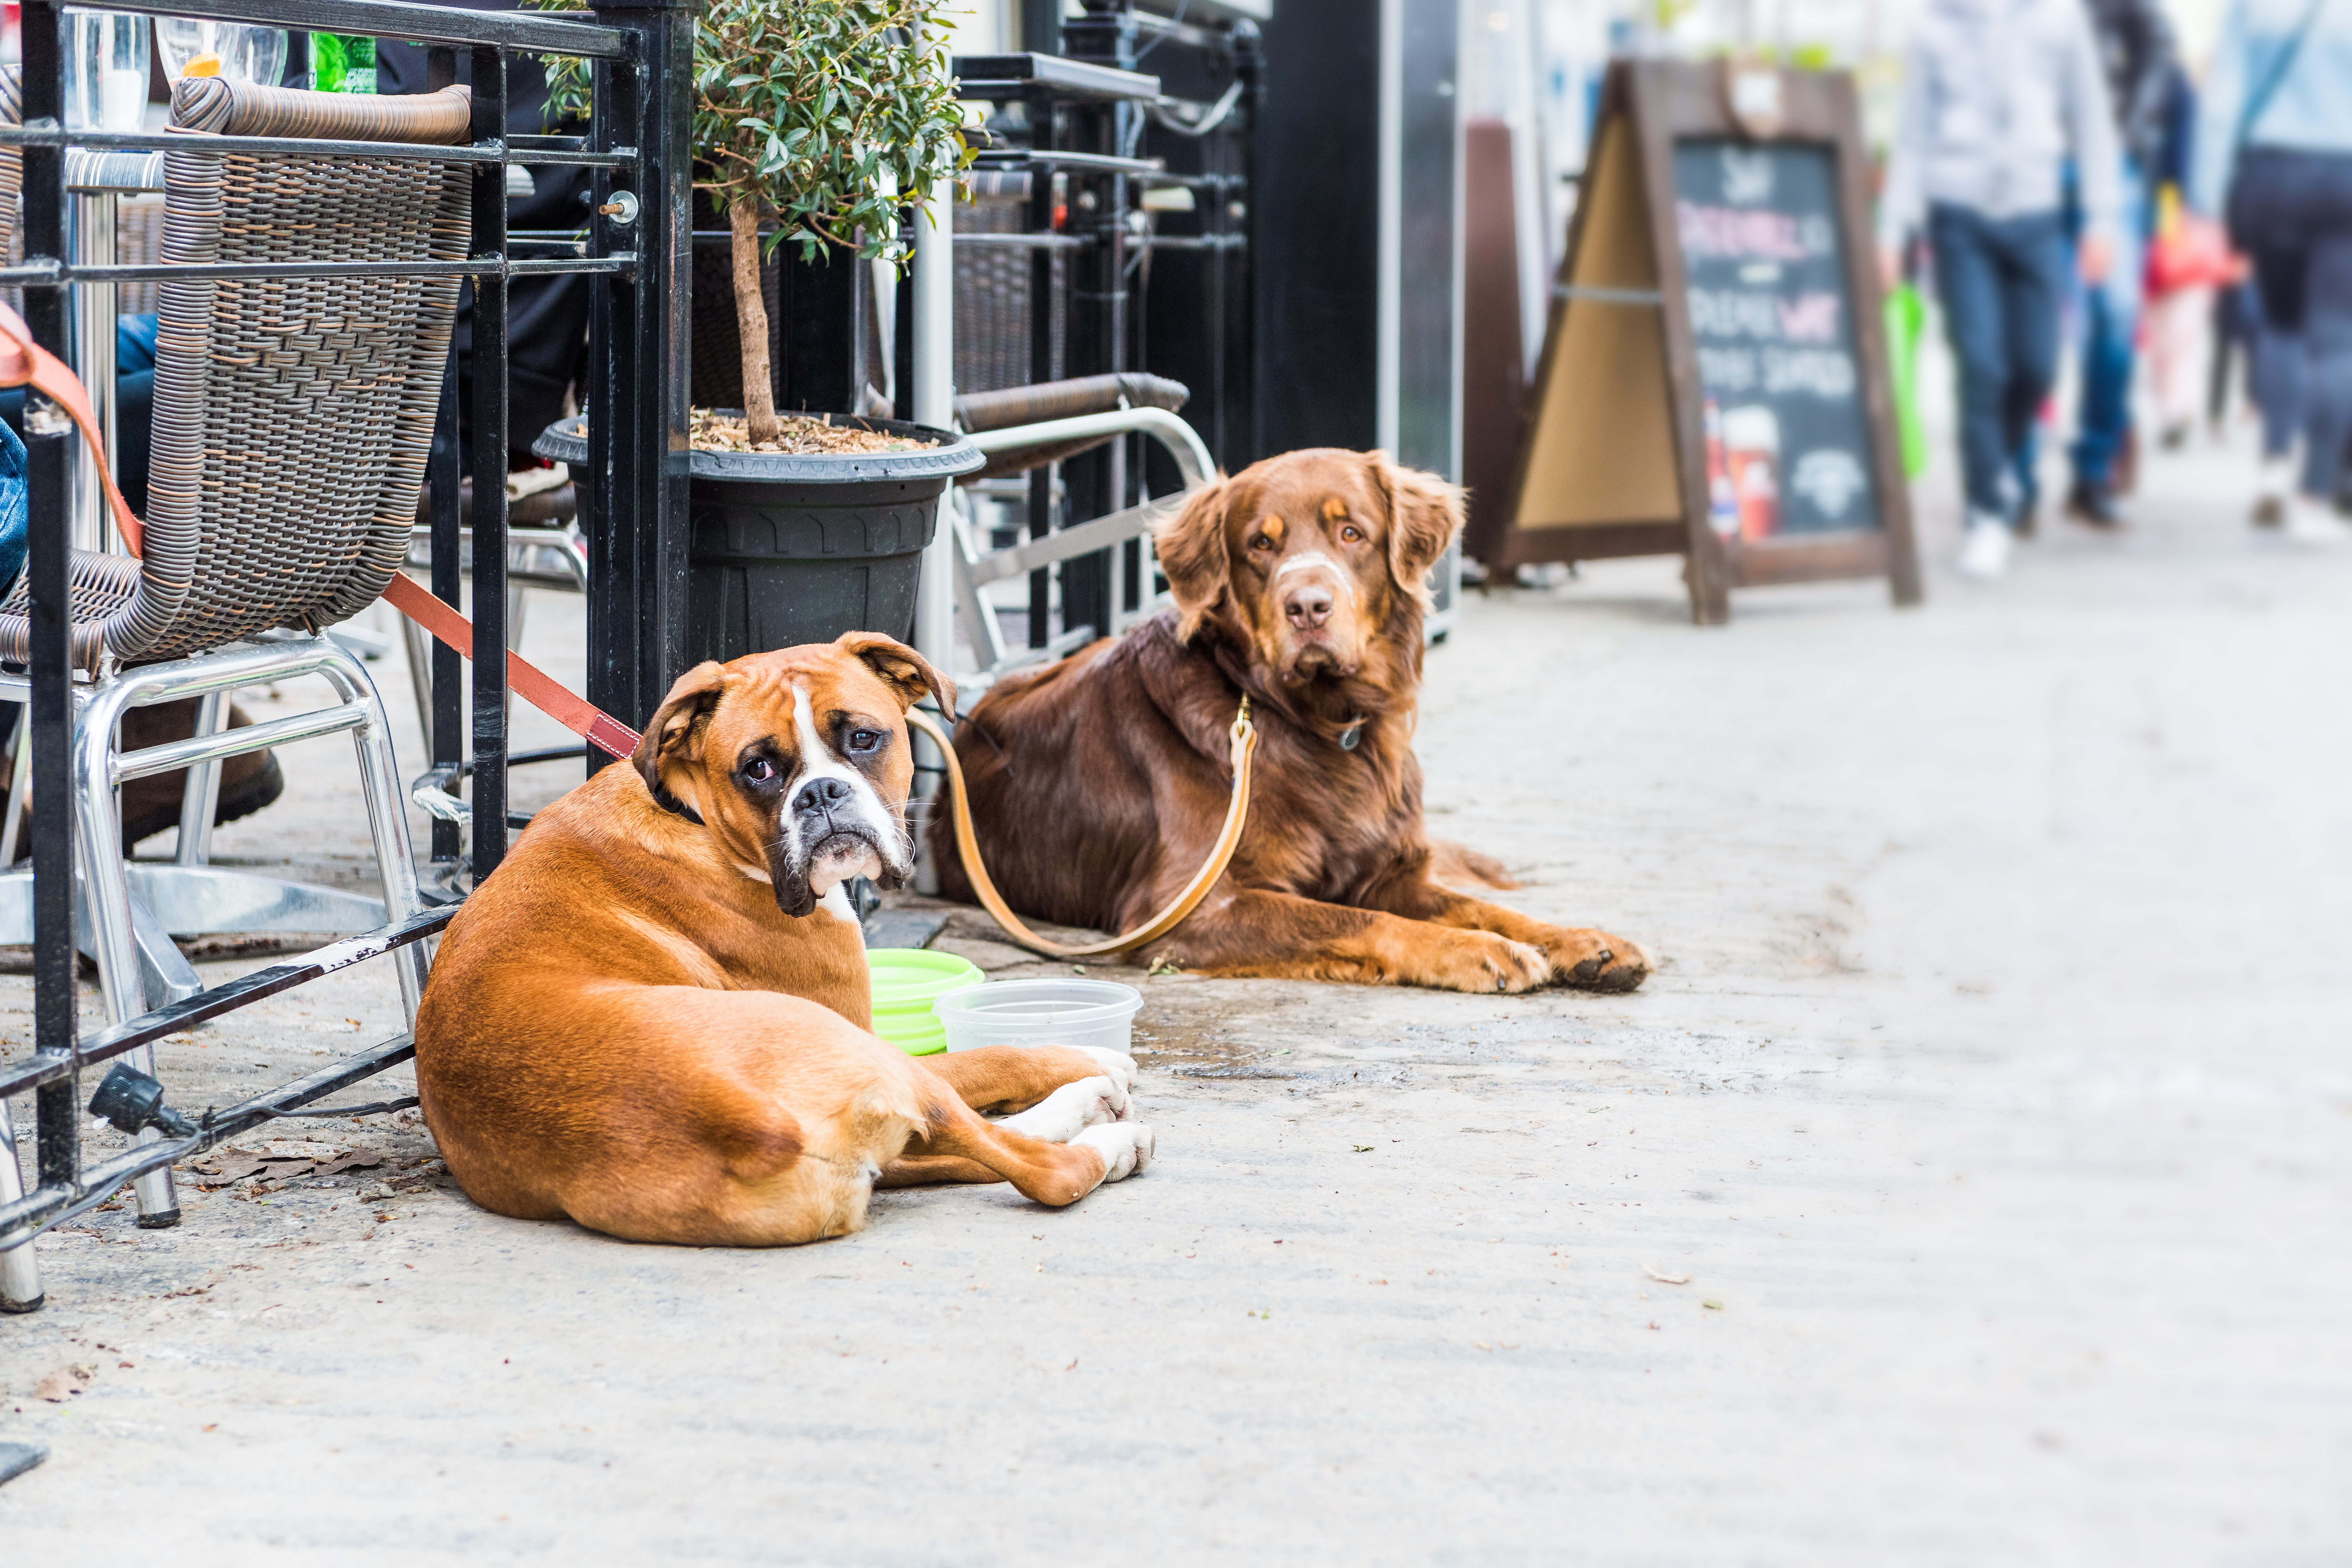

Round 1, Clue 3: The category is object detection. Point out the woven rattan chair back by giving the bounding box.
[0,76,472,669]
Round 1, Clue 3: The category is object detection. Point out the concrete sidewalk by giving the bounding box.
[2,413,2348,1564]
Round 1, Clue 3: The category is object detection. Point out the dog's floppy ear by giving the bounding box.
[1373,452,1464,604]
[632,661,728,793]
[837,630,957,722]
[1155,477,1232,640]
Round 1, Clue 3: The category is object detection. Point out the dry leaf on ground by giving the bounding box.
[1642,1264,1692,1285]
[33,1365,93,1402]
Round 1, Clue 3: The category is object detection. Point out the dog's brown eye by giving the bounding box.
[1248,534,1274,552]
[741,757,777,783]
[848,729,883,754]
[1340,524,1364,543]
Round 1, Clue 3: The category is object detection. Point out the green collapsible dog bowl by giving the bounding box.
[867,948,984,1056]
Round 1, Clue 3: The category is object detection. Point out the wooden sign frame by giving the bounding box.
[1490,59,1922,624]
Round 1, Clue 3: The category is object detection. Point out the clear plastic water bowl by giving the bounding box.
[931,978,1143,1054]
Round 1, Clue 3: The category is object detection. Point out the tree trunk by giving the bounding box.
[731,198,781,444]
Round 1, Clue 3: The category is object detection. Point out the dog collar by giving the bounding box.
[652,782,705,826]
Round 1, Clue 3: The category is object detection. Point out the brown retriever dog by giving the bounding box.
[414,635,1152,1247]
[933,448,1652,994]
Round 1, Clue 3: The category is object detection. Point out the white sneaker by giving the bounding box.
[2282,495,2352,544]
[1957,517,2014,580]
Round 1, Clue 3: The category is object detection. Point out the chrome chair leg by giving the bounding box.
[174,689,227,867]
[0,1093,42,1313]
[318,640,429,1027]
[71,682,179,1229]
[0,701,28,869]
[398,603,435,754]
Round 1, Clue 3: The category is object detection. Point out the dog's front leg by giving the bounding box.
[1360,874,1652,993]
[1154,888,1554,993]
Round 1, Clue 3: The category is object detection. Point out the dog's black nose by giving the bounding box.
[793,776,853,816]
[1284,582,1334,631]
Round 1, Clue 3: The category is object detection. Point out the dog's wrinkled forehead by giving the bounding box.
[704,651,902,761]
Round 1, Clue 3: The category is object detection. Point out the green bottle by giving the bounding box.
[310,34,378,93]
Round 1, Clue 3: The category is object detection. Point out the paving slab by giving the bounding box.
[2,417,2348,1563]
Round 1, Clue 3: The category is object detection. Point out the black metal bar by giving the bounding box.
[429,350,464,865]
[469,44,511,885]
[1233,21,1263,465]
[21,0,74,1202]
[644,7,695,725]
[0,907,458,1099]
[952,232,1092,250]
[0,257,634,286]
[424,0,455,871]
[1059,4,1140,646]
[589,0,692,742]
[0,127,638,168]
[584,46,630,763]
[25,431,76,1196]
[972,148,1166,176]
[1026,82,1058,650]
[451,745,587,776]
[0,1035,422,1241]
[951,52,1161,101]
[82,0,629,55]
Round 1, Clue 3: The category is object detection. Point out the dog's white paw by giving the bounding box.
[1075,1048,1137,1108]
[1072,1121,1154,1183]
[1000,1076,1126,1143]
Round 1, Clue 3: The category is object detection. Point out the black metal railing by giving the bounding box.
[0,0,692,1290]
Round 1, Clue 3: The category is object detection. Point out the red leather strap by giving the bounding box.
[381,574,641,759]
[0,300,643,761]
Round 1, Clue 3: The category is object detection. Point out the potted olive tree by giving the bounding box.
[534,0,981,658]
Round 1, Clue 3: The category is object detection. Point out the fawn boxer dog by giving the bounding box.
[934,448,1652,994]
[413,634,1153,1247]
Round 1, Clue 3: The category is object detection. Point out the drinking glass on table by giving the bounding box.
[154,18,289,85]
[63,10,151,133]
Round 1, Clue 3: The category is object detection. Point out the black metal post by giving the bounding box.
[588,0,693,747]
[21,0,75,1198]
[429,351,464,865]
[26,431,76,1198]
[426,39,465,866]
[1061,0,1138,642]
[469,45,510,883]
[1230,22,1262,467]
[1026,93,1057,647]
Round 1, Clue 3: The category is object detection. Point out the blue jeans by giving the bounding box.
[2070,161,2148,489]
[2232,148,2352,499]
[1930,205,2070,522]
[0,312,158,517]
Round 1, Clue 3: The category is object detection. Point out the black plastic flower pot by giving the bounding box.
[536,414,983,663]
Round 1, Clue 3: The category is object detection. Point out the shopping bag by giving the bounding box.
[1883,281,1929,481]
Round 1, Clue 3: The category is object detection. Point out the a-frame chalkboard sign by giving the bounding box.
[1484,59,1922,624]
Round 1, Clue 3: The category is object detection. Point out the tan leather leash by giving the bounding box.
[907,700,1257,960]
[5,300,1251,950]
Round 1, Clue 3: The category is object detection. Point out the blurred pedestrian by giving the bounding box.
[2065,0,2177,527]
[2193,0,2352,541]
[1880,0,2122,580]
[2145,182,2246,450]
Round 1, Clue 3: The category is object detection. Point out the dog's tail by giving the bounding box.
[1428,839,1521,892]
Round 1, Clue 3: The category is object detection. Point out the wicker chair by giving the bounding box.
[0,77,469,1224]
